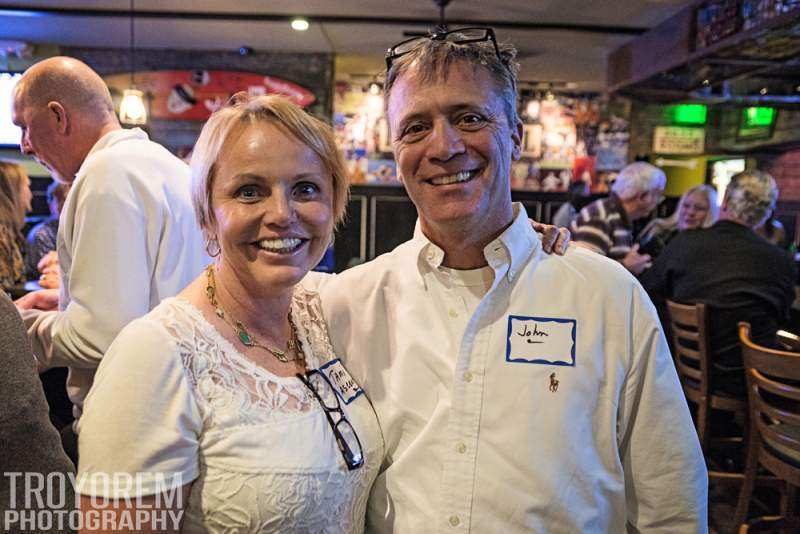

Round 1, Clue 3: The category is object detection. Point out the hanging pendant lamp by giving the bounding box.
[118,0,147,125]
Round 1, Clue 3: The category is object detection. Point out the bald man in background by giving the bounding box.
[12,57,207,461]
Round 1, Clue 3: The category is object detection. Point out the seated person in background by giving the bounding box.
[571,161,665,275]
[755,213,786,248]
[26,180,71,280]
[551,179,591,228]
[637,184,718,259]
[641,170,796,397]
[0,160,32,292]
[0,291,75,534]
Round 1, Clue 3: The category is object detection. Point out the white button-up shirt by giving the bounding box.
[319,204,707,533]
[23,128,208,422]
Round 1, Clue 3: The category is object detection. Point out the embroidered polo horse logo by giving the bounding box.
[549,372,559,393]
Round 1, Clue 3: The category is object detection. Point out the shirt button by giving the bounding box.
[463,371,473,382]
[448,309,458,318]
[456,442,467,454]
[449,515,460,527]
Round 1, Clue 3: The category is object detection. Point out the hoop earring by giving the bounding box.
[205,237,221,258]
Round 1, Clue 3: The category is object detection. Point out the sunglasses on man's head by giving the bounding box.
[385,27,509,72]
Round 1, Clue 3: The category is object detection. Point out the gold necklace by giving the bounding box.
[205,265,302,363]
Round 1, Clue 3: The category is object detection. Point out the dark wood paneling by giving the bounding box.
[331,185,578,271]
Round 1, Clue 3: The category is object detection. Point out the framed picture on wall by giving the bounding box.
[376,116,392,154]
[521,123,542,158]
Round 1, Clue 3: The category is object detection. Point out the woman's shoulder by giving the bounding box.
[103,298,202,368]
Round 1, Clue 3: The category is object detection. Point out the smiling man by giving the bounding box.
[12,57,207,462]
[318,29,707,533]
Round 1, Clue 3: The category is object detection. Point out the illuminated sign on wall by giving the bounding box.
[742,107,775,128]
[671,104,708,125]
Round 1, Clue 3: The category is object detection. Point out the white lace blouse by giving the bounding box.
[76,286,384,533]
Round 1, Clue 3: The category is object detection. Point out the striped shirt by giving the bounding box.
[570,193,633,262]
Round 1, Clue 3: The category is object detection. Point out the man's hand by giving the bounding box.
[531,220,570,255]
[39,264,60,289]
[622,244,652,275]
[37,250,58,273]
[15,289,60,312]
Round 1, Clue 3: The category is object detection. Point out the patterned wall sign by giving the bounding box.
[104,70,316,121]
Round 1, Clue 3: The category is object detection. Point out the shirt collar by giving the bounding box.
[82,127,149,165]
[74,127,148,184]
[413,202,541,284]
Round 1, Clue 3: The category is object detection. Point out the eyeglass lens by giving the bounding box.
[308,372,340,409]
[336,419,364,465]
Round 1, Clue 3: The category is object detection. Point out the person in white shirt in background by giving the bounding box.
[12,57,207,463]
[318,28,707,533]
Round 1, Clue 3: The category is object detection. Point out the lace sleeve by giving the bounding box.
[77,315,202,498]
[292,286,339,369]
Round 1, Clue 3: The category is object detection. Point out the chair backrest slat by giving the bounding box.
[666,300,711,389]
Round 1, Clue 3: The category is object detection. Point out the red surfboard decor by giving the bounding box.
[103,70,316,121]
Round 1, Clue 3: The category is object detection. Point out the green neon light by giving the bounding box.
[672,104,707,125]
[743,107,775,128]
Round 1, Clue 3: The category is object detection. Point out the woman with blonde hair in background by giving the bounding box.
[637,184,719,259]
[0,160,32,292]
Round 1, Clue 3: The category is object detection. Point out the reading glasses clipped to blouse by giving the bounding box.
[297,370,365,471]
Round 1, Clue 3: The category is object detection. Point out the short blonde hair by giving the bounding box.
[190,94,349,238]
[0,160,29,230]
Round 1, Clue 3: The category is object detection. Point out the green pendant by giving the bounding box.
[238,330,253,346]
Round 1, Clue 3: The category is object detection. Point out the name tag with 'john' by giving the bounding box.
[319,359,364,405]
[505,315,577,366]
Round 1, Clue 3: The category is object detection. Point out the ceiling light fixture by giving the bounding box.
[291,18,309,31]
[759,87,768,95]
[118,0,147,125]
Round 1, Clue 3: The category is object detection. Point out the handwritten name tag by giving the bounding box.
[319,359,364,405]
[505,315,576,366]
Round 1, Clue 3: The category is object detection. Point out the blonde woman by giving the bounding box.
[0,160,32,291]
[77,95,383,533]
[637,184,719,259]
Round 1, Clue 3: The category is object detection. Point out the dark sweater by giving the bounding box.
[0,293,75,533]
[641,220,796,394]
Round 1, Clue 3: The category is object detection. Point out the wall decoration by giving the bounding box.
[333,78,631,192]
[334,81,402,186]
[521,124,543,158]
[104,70,316,121]
[652,126,706,155]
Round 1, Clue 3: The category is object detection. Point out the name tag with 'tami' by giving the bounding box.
[319,359,364,405]
[505,315,577,366]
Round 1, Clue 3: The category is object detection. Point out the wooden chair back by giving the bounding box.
[739,322,800,487]
[666,300,711,402]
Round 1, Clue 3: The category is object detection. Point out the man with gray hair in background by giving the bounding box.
[12,57,207,461]
[571,161,666,274]
[642,170,796,397]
